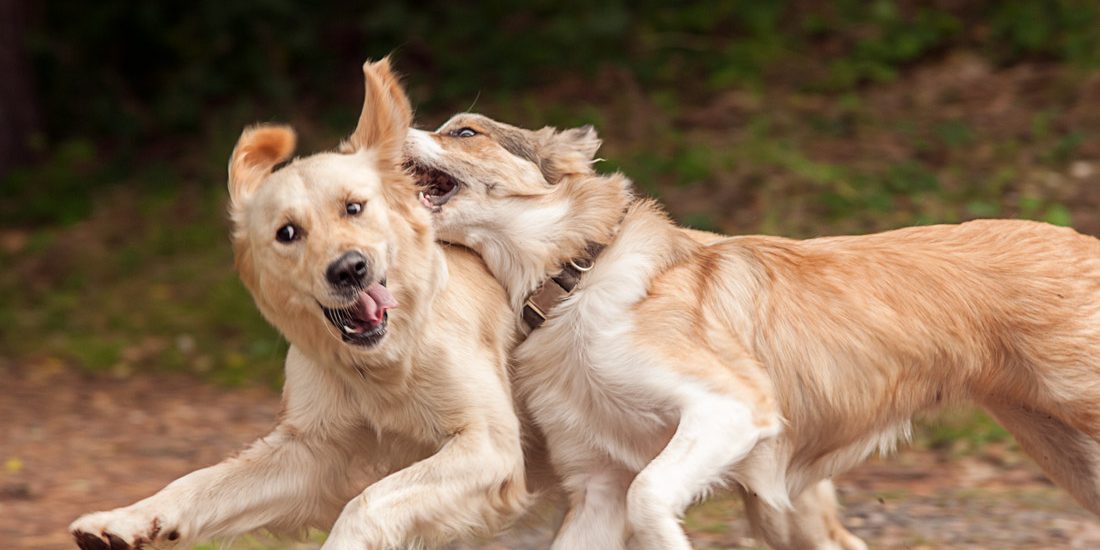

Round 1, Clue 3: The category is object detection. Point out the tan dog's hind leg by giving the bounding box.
[742,479,867,550]
[984,401,1100,515]
[625,389,780,550]
[550,459,633,550]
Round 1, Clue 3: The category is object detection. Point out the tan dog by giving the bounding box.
[70,61,530,550]
[404,113,1100,550]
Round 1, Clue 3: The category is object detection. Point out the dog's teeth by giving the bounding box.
[342,324,356,334]
[418,191,425,200]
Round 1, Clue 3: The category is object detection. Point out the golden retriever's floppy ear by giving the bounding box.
[537,124,602,183]
[347,56,413,162]
[228,124,297,207]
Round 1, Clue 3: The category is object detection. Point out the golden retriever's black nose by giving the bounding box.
[327,251,369,287]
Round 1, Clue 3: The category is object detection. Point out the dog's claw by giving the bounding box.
[74,532,110,550]
[105,533,132,549]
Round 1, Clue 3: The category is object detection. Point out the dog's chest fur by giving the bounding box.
[513,204,701,470]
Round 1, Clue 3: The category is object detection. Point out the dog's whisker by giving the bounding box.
[336,308,353,333]
[319,315,338,341]
[324,316,345,342]
[318,304,350,343]
[464,90,481,114]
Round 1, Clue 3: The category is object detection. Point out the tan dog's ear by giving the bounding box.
[228,124,297,207]
[347,57,413,162]
[556,125,602,159]
[537,124,602,183]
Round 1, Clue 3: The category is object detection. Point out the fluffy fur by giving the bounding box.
[70,60,532,550]
[404,112,1100,550]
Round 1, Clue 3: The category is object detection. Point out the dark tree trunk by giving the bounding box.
[0,0,40,180]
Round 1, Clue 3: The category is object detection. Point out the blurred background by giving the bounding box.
[3,1,1100,548]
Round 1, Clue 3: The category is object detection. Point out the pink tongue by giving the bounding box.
[358,283,398,327]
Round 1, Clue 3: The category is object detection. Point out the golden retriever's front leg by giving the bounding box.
[70,347,368,550]
[322,423,526,550]
[70,422,356,549]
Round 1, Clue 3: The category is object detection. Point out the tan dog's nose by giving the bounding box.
[326,251,369,288]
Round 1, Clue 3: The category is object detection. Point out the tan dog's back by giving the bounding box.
[631,218,1100,511]
[645,220,1099,442]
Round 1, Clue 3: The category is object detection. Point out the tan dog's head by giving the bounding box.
[228,59,430,358]
[403,114,620,247]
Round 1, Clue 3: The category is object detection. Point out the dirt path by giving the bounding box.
[4,364,1099,549]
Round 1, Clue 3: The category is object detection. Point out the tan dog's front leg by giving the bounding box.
[322,424,525,550]
[626,393,779,550]
[70,423,355,549]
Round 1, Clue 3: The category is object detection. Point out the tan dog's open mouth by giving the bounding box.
[320,280,396,346]
[408,163,462,213]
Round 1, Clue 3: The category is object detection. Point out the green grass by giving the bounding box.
[915,408,1014,456]
[191,530,326,550]
[683,491,743,537]
[0,183,287,387]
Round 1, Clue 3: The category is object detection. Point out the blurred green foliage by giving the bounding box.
[2,0,1098,398]
[918,408,1014,455]
[7,0,1097,227]
[23,0,1100,145]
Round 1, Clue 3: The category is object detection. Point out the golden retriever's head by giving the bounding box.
[228,59,429,357]
[403,113,620,248]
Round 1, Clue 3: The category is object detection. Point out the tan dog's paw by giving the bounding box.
[320,497,383,550]
[70,509,179,549]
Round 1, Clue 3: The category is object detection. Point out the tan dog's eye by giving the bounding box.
[346,202,363,216]
[275,224,301,243]
[450,127,478,138]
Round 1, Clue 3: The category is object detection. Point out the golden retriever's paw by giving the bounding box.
[839,533,869,550]
[321,500,383,550]
[70,509,180,550]
[320,528,371,550]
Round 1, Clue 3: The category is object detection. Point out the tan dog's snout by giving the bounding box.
[326,251,371,289]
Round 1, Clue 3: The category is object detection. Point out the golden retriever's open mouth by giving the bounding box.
[407,163,461,213]
[320,280,396,346]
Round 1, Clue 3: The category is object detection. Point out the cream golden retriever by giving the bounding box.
[404,112,1100,550]
[70,61,533,550]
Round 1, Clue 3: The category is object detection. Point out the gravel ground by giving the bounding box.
[4,364,1099,549]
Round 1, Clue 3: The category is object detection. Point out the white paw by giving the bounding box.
[321,499,382,550]
[70,506,179,549]
[320,522,371,550]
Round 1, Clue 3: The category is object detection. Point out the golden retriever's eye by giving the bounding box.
[450,127,478,138]
[275,224,300,243]
[346,202,363,216]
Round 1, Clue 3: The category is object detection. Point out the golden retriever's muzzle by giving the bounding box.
[321,251,397,347]
[326,251,371,288]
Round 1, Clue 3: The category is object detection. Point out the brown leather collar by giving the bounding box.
[521,241,606,335]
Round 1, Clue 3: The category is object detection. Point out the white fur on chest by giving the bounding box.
[515,223,688,470]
